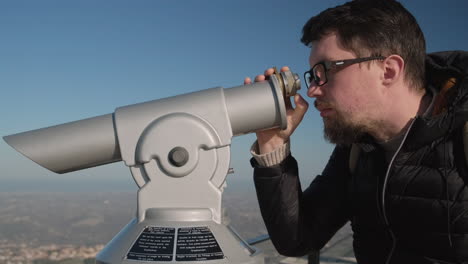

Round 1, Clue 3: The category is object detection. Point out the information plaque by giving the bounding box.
[127,227,175,261]
[127,226,224,262]
[176,226,224,261]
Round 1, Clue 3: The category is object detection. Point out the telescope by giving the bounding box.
[4,69,300,264]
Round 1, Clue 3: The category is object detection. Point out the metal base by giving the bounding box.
[96,208,264,264]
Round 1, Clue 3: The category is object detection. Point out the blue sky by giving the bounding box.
[1,0,467,192]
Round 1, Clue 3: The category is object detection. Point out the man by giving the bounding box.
[244,0,468,263]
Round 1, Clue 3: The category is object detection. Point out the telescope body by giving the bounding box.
[4,80,286,174]
[3,70,300,264]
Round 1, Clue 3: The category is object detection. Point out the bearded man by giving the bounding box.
[245,0,468,263]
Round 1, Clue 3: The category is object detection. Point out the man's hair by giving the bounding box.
[301,0,426,91]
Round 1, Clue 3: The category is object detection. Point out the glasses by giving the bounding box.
[304,56,386,87]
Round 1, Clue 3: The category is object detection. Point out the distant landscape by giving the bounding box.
[0,187,354,264]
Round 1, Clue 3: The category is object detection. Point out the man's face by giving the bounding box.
[307,33,385,144]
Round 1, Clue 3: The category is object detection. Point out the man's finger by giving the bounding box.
[244,77,252,85]
[255,75,266,82]
[264,68,275,76]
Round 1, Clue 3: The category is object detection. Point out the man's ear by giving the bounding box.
[382,55,405,86]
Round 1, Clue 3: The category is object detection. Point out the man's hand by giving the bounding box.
[244,66,309,154]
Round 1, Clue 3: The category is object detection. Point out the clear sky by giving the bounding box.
[1,0,467,192]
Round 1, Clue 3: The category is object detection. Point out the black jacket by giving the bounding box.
[252,51,468,264]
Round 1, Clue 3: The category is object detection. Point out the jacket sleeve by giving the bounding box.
[252,145,351,256]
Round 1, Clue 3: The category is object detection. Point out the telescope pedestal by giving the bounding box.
[96,208,264,264]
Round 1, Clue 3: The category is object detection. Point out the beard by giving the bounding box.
[322,109,368,145]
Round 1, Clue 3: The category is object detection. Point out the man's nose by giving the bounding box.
[307,83,324,98]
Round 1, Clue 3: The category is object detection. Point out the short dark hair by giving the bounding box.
[301,0,426,91]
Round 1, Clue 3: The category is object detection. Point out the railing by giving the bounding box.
[246,233,356,264]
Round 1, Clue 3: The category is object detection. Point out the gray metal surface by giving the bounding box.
[3,114,120,173]
[224,78,285,136]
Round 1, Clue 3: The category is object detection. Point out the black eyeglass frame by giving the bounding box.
[304,56,386,87]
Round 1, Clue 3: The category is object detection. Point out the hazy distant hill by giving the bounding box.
[0,192,135,246]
